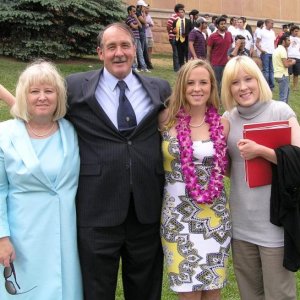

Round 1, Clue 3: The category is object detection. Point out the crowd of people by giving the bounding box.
[125,0,154,72]
[166,3,300,104]
[0,2,300,300]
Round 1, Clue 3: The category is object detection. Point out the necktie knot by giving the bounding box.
[117,80,127,92]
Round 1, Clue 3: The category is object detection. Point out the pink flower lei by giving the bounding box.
[176,105,227,204]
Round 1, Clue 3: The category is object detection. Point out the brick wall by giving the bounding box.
[125,0,300,53]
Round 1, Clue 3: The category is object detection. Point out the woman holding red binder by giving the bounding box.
[221,55,300,300]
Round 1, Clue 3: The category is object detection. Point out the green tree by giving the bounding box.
[0,0,126,60]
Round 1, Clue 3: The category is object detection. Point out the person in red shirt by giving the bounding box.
[207,16,233,94]
[275,24,289,47]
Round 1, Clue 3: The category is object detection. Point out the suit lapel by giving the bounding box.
[133,74,163,131]
[82,70,121,135]
[10,119,53,190]
[137,74,162,107]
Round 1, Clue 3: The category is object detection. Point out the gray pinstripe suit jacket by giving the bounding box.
[66,69,171,227]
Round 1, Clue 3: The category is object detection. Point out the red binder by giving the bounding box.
[243,120,291,188]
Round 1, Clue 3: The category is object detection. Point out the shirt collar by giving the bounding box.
[217,31,226,37]
[102,67,134,91]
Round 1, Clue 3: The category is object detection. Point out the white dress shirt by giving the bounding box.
[95,68,153,129]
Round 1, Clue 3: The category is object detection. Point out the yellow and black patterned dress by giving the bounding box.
[161,130,232,292]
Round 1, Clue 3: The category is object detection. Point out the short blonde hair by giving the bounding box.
[11,60,67,122]
[165,59,219,129]
[221,56,272,111]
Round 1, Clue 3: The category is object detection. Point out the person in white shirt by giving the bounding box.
[256,19,276,89]
[288,25,300,91]
[232,17,254,56]
[253,20,264,57]
[228,17,238,48]
[228,16,238,36]
[145,6,154,69]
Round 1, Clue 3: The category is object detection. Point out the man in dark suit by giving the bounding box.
[173,7,192,67]
[66,22,171,300]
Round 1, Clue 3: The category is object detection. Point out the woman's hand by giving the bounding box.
[237,139,261,160]
[0,237,16,267]
[237,138,277,164]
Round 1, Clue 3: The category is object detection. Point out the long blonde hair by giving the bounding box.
[164,59,219,129]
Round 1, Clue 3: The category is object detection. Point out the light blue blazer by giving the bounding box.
[0,118,83,300]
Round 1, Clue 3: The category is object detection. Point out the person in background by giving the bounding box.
[201,14,211,40]
[275,24,289,47]
[0,60,83,300]
[233,17,254,56]
[241,16,253,36]
[255,19,276,90]
[252,20,264,69]
[173,7,191,68]
[167,3,185,72]
[159,59,231,300]
[203,13,210,20]
[145,5,154,69]
[288,25,300,91]
[228,35,250,59]
[272,33,296,103]
[209,15,218,33]
[188,9,199,28]
[220,14,229,25]
[126,5,149,72]
[228,16,238,37]
[222,55,300,300]
[207,16,233,93]
[188,17,207,60]
[202,13,212,36]
[288,23,295,30]
[253,20,264,57]
[136,0,152,71]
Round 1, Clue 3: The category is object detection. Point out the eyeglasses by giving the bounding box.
[4,263,37,295]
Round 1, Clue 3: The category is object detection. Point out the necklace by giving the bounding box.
[176,105,227,204]
[27,122,55,137]
[189,117,205,128]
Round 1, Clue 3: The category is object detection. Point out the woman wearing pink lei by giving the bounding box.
[159,59,231,300]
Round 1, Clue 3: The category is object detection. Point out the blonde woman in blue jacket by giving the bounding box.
[0,60,83,300]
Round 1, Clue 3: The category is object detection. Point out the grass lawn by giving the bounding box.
[0,54,299,299]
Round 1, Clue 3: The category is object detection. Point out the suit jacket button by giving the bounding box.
[128,141,132,145]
